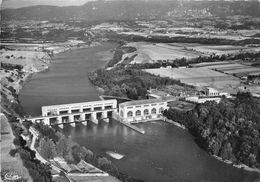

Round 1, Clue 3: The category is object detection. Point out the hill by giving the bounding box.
[1,0,260,21]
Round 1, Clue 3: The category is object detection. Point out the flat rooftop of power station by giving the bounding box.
[120,99,166,107]
[41,99,117,109]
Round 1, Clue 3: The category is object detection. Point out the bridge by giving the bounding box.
[26,99,117,127]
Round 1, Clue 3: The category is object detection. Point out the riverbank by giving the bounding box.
[0,52,51,116]
[213,155,260,174]
[0,41,103,116]
[0,46,54,181]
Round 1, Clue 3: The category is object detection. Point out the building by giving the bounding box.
[41,100,117,117]
[119,99,168,123]
[185,96,221,104]
[205,87,219,97]
[26,100,117,126]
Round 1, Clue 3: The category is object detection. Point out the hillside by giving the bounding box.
[1,0,260,21]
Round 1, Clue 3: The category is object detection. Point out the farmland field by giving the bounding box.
[144,67,230,80]
[119,42,202,64]
[191,62,260,77]
[144,67,240,93]
[118,42,259,65]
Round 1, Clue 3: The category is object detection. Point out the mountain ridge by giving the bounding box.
[1,0,260,21]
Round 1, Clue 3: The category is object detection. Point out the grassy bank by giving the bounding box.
[1,114,33,182]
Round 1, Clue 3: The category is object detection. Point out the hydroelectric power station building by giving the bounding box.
[119,99,168,123]
[27,99,117,126]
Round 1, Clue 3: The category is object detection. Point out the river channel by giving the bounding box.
[19,42,260,182]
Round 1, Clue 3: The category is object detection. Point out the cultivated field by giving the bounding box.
[0,50,50,72]
[120,42,202,64]
[145,67,229,80]
[144,67,240,93]
[118,42,259,65]
[191,62,260,77]
[190,45,252,55]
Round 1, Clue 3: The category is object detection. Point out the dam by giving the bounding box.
[26,99,117,126]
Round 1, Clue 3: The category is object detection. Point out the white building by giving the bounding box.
[27,100,117,126]
[42,100,117,117]
[204,87,231,98]
[185,96,221,104]
[119,99,168,124]
[205,87,219,97]
[147,89,171,99]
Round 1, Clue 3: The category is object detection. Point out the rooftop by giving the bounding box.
[148,89,171,98]
[205,87,219,92]
[120,98,166,107]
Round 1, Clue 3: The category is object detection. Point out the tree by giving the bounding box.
[13,136,26,147]
[23,120,33,129]
[84,149,94,164]
[19,148,32,161]
[56,135,71,158]
[9,148,18,157]
[38,137,56,159]
[220,143,233,160]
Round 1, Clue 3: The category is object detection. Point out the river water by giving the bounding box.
[19,42,260,182]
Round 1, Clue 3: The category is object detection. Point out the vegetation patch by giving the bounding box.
[89,67,190,100]
[106,45,137,68]
[8,117,52,182]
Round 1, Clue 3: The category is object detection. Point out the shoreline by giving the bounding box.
[3,41,102,111]
[213,155,260,174]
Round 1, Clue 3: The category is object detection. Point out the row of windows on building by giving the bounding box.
[126,103,165,109]
[121,107,164,118]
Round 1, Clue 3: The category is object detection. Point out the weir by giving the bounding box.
[26,99,117,127]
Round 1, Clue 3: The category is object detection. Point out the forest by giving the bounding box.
[88,67,190,100]
[163,92,260,168]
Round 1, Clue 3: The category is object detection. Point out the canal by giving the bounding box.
[19,42,260,182]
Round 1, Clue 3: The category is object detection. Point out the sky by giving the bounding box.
[1,0,93,9]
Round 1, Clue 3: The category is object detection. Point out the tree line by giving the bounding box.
[117,34,260,46]
[120,51,260,70]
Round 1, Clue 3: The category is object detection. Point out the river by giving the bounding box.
[19,42,260,182]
